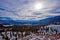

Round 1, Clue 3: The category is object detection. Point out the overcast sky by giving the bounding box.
[0,0,60,20]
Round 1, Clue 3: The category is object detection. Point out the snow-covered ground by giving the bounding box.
[0,24,60,40]
[47,25,60,32]
[0,31,60,40]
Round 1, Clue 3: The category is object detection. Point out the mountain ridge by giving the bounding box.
[0,16,60,25]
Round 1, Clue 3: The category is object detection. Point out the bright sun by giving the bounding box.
[34,3,43,10]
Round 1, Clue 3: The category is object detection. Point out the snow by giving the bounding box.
[47,25,60,32]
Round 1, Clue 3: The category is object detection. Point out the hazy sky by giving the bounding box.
[0,0,60,20]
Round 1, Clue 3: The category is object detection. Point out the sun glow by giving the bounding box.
[34,2,43,10]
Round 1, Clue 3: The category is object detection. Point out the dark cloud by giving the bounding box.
[33,12,42,15]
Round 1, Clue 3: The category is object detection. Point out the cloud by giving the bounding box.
[0,0,60,20]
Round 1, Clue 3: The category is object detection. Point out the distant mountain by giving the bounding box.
[13,16,60,25]
[38,16,60,25]
[0,17,14,25]
[53,16,60,22]
[0,17,12,20]
[0,16,60,25]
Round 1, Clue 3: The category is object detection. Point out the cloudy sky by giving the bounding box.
[0,0,60,20]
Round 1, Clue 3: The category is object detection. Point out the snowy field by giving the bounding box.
[0,25,60,40]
